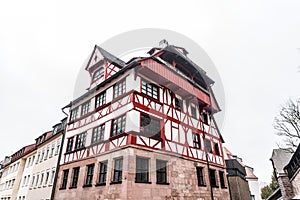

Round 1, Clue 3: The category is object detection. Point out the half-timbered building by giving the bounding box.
[54,41,230,200]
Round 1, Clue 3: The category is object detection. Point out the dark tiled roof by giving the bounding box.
[96,46,126,68]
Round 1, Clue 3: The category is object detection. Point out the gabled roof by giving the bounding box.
[85,45,126,71]
[245,166,258,180]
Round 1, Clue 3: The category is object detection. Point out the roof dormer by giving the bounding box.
[85,45,126,89]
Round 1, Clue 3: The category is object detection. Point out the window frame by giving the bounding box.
[60,169,69,189]
[156,160,168,184]
[112,158,123,184]
[175,97,183,111]
[113,79,126,99]
[66,137,74,153]
[74,132,86,150]
[111,115,126,137]
[192,132,201,149]
[214,143,221,156]
[81,100,91,116]
[135,157,150,183]
[141,79,159,100]
[91,124,105,144]
[219,171,226,188]
[92,67,104,82]
[209,169,217,188]
[70,167,80,188]
[70,107,79,122]
[97,161,108,186]
[196,167,205,186]
[95,91,106,109]
[84,164,94,187]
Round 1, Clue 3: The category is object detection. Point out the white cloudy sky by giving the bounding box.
[0,0,300,184]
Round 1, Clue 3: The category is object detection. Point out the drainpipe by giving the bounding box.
[50,102,71,200]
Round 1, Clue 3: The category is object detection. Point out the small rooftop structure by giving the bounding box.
[270,148,293,176]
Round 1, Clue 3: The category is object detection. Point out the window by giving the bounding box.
[93,67,104,81]
[111,115,126,137]
[175,97,183,110]
[92,124,105,144]
[81,101,90,116]
[60,169,69,189]
[193,132,201,149]
[39,173,44,187]
[27,158,31,168]
[66,137,74,152]
[112,158,123,183]
[55,139,61,155]
[156,160,167,184]
[22,176,26,187]
[113,79,126,98]
[95,92,106,108]
[50,169,55,185]
[71,167,80,188]
[209,169,217,187]
[31,176,35,188]
[196,167,205,186]
[31,156,35,166]
[40,151,44,162]
[35,175,39,187]
[70,107,78,121]
[45,148,49,160]
[75,133,86,150]
[49,144,54,158]
[214,143,220,156]
[98,161,107,185]
[45,172,49,186]
[205,138,212,153]
[141,80,158,100]
[140,114,161,138]
[85,164,94,186]
[201,111,209,124]
[26,175,30,186]
[136,157,149,183]
[191,106,197,118]
[219,171,226,188]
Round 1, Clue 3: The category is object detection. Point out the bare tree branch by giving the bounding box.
[274,98,300,149]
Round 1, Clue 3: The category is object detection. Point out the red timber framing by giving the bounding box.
[105,63,120,79]
[64,53,224,166]
[65,89,224,166]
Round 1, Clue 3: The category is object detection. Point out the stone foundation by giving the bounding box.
[54,146,230,200]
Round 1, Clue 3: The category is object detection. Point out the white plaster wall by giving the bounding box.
[248,179,262,200]
[16,152,36,199]
[126,110,140,133]
[27,135,62,200]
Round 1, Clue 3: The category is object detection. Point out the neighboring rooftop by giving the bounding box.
[270,148,293,175]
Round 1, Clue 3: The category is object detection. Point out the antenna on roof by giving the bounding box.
[159,39,168,48]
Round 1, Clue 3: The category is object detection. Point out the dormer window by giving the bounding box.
[92,67,104,82]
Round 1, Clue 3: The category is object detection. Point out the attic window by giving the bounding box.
[93,68,104,81]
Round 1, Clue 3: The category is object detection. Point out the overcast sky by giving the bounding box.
[0,0,299,184]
